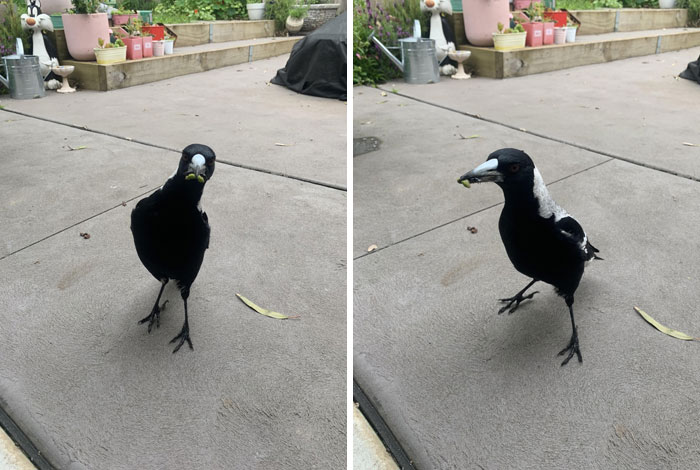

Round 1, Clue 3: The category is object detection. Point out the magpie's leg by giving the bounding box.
[558,295,582,366]
[498,279,539,314]
[170,289,193,353]
[139,280,169,333]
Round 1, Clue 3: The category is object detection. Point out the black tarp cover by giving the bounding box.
[271,11,347,100]
[679,54,700,85]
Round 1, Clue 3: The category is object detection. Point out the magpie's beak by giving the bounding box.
[458,159,503,186]
[185,154,207,184]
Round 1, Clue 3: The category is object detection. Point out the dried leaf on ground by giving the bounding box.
[380,91,387,96]
[79,232,90,239]
[367,244,378,252]
[633,306,697,341]
[682,142,700,147]
[275,143,291,146]
[236,294,299,320]
[467,226,478,234]
[458,134,480,140]
[66,145,87,151]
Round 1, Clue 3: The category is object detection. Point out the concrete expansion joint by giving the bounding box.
[378,89,700,185]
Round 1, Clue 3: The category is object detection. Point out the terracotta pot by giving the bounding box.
[142,36,153,58]
[462,0,510,47]
[523,21,543,47]
[61,13,111,61]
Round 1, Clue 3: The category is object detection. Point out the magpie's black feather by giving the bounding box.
[131,144,216,353]
[459,148,600,366]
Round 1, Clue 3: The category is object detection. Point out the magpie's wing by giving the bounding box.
[201,211,210,249]
[554,216,598,261]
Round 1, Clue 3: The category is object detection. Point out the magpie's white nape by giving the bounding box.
[130,144,216,353]
[459,148,601,366]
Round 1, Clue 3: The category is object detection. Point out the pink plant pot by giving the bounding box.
[122,36,143,60]
[112,14,138,25]
[142,36,153,57]
[542,22,554,45]
[462,0,510,47]
[61,13,111,61]
[523,22,543,47]
[513,0,536,9]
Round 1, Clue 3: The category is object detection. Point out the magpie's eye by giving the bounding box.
[509,164,520,173]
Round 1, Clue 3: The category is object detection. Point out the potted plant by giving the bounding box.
[141,22,165,40]
[94,36,126,64]
[543,7,567,28]
[246,0,265,20]
[463,0,510,46]
[152,38,165,56]
[542,18,554,45]
[659,0,676,8]
[553,26,566,44]
[565,19,578,42]
[163,34,175,54]
[111,8,138,25]
[492,22,526,51]
[523,1,543,47]
[141,32,153,57]
[286,5,307,33]
[121,17,143,59]
[61,0,112,60]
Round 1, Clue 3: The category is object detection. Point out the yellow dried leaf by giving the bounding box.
[237,294,299,320]
[367,244,378,252]
[633,306,697,341]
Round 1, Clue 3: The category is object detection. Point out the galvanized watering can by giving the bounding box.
[370,32,440,85]
[0,40,45,100]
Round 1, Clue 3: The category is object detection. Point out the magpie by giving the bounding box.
[131,144,216,353]
[458,148,600,366]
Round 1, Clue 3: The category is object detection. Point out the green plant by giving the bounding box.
[111,8,135,14]
[126,17,143,35]
[265,0,293,31]
[677,0,700,25]
[153,0,243,22]
[288,5,307,18]
[0,0,29,59]
[70,0,100,13]
[496,21,525,33]
[525,1,544,21]
[353,0,426,86]
[97,37,126,47]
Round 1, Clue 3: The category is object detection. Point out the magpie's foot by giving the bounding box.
[139,300,168,333]
[498,291,539,314]
[558,330,583,366]
[169,323,193,353]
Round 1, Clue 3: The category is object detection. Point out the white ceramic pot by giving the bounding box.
[152,40,165,56]
[164,39,174,54]
[659,0,676,8]
[286,16,304,33]
[246,3,265,20]
[553,27,566,44]
[565,26,577,43]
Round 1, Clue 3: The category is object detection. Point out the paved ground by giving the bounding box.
[354,47,700,469]
[0,54,346,469]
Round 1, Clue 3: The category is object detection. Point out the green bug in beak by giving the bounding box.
[185,174,205,183]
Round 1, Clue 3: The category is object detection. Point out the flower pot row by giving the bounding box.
[493,24,577,51]
[120,36,175,60]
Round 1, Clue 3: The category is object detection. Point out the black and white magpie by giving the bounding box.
[458,148,601,366]
[131,144,216,353]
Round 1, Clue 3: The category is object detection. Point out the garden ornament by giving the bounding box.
[420,0,457,76]
[20,0,61,90]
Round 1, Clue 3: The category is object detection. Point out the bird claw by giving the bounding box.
[497,291,539,314]
[139,300,168,333]
[170,324,193,353]
[558,330,583,366]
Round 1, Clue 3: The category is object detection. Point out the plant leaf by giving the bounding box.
[633,306,697,341]
[236,293,299,320]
